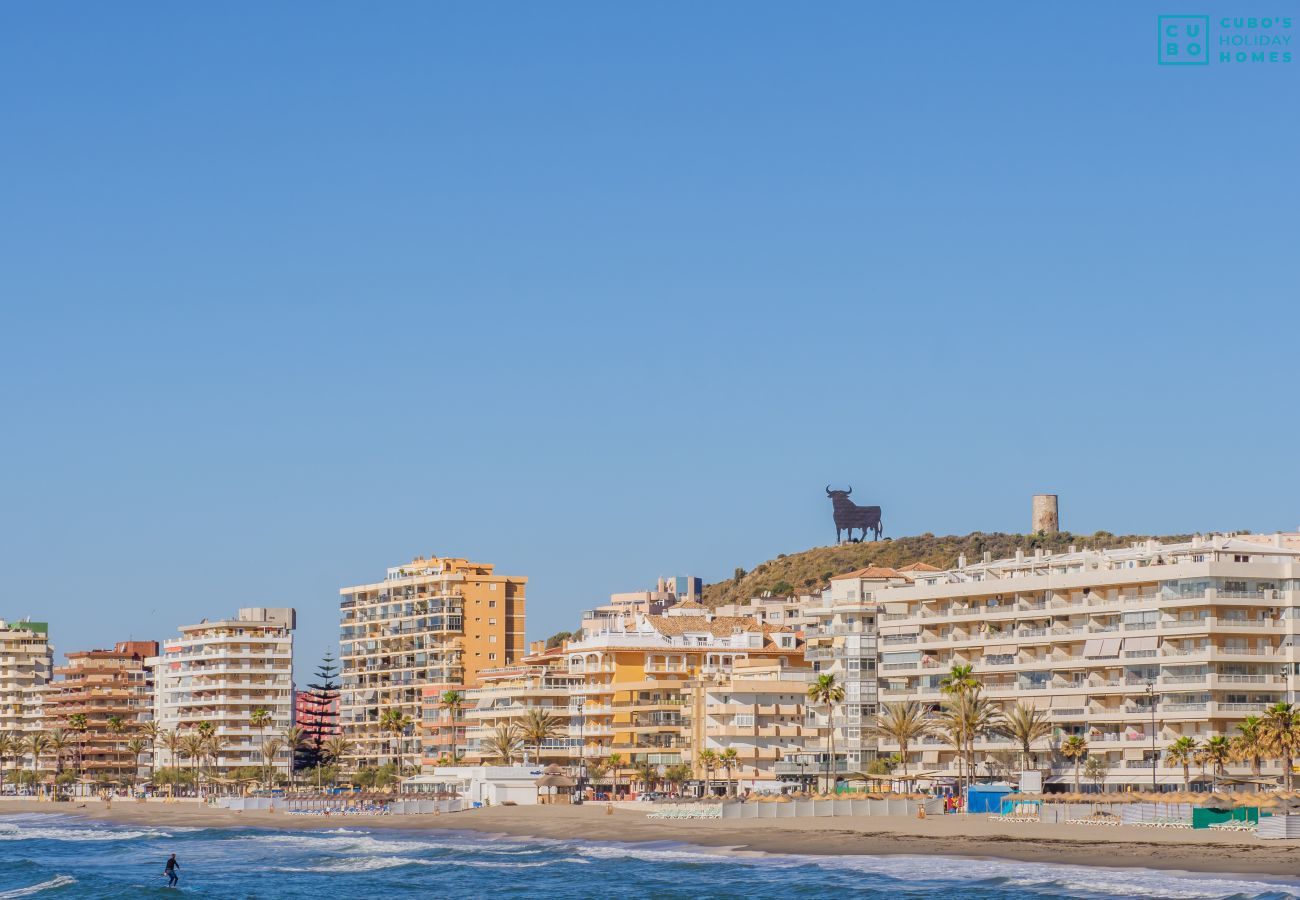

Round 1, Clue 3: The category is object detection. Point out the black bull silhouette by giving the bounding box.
[826,486,883,543]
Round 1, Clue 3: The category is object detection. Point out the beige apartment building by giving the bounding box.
[152,608,296,776]
[866,535,1300,787]
[339,556,526,767]
[47,640,158,781]
[0,620,53,737]
[686,657,817,790]
[457,645,583,766]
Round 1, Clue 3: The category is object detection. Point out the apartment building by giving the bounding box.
[581,576,702,634]
[454,646,583,766]
[793,567,913,778]
[713,593,821,632]
[686,657,817,789]
[151,608,296,776]
[864,535,1300,787]
[339,556,526,767]
[0,619,53,737]
[47,640,158,780]
[564,609,803,785]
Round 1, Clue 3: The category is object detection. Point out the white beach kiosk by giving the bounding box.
[402,765,543,807]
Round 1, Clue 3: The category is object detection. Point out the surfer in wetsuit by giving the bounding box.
[164,853,180,887]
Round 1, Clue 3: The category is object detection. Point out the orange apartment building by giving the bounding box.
[46,640,158,781]
[339,555,526,767]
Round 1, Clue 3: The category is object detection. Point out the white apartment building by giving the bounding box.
[0,619,53,736]
[151,607,296,776]
[713,593,822,632]
[866,534,1300,787]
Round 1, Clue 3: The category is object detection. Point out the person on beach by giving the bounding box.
[163,853,180,888]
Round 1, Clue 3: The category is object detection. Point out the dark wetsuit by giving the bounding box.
[165,856,179,887]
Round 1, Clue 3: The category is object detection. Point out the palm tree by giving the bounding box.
[282,726,305,791]
[250,709,273,776]
[718,748,740,795]
[585,758,609,795]
[378,709,412,776]
[872,700,932,781]
[634,761,659,795]
[324,734,354,784]
[483,722,523,765]
[1233,715,1266,777]
[137,722,160,786]
[105,715,126,788]
[47,730,71,777]
[124,738,148,791]
[66,714,88,777]
[663,762,690,796]
[939,690,1004,796]
[1060,735,1088,792]
[939,664,979,697]
[807,673,845,793]
[160,730,185,782]
[1165,736,1199,789]
[698,749,718,796]
[1202,735,1231,791]
[180,733,206,796]
[605,752,625,798]
[519,708,562,765]
[260,738,284,791]
[24,733,50,797]
[0,733,16,798]
[1000,702,1054,774]
[439,690,466,763]
[1260,702,1300,789]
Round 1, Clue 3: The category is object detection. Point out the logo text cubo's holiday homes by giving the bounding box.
[1159,14,1293,65]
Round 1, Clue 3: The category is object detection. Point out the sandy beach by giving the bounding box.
[3,799,1299,880]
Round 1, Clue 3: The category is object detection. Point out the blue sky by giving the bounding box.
[1,2,1297,671]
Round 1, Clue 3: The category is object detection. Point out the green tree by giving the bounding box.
[1233,715,1266,777]
[0,733,17,797]
[1201,735,1232,791]
[378,709,412,776]
[1260,702,1300,790]
[1165,736,1199,790]
[1083,755,1107,790]
[1000,702,1053,773]
[519,708,562,765]
[439,690,466,764]
[105,715,126,787]
[663,763,691,795]
[718,748,740,795]
[872,700,932,780]
[282,726,306,791]
[124,737,148,791]
[24,733,50,797]
[483,722,523,765]
[806,673,845,793]
[605,752,625,798]
[1060,735,1089,792]
[260,738,285,791]
[698,749,718,796]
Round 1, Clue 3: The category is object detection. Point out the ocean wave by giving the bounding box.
[0,875,77,898]
[277,855,590,873]
[0,822,168,843]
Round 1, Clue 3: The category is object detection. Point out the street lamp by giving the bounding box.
[1146,679,1157,792]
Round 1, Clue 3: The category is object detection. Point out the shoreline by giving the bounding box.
[3,800,1300,881]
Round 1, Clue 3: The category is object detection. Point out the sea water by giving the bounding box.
[0,813,1295,898]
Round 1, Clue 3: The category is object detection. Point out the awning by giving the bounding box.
[884,603,911,615]
[1124,636,1159,652]
[1084,638,1121,658]
[879,626,920,636]
[984,644,1017,656]
[1052,695,1083,707]
[1082,639,1101,656]
[1123,747,1150,761]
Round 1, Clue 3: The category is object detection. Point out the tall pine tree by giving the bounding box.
[297,652,340,772]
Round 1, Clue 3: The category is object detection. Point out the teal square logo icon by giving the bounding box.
[1159,15,1210,64]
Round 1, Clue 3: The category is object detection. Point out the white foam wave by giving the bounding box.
[0,823,168,842]
[0,875,77,898]
[277,854,590,874]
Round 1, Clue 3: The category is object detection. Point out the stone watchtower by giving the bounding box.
[1032,494,1059,533]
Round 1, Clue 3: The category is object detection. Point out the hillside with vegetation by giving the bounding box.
[701,531,1192,608]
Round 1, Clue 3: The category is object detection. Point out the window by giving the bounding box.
[488,600,497,608]
[489,618,497,625]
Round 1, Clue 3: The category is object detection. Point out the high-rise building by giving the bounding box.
[0,619,53,737]
[338,556,526,767]
[47,640,158,782]
[151,608,296,777]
